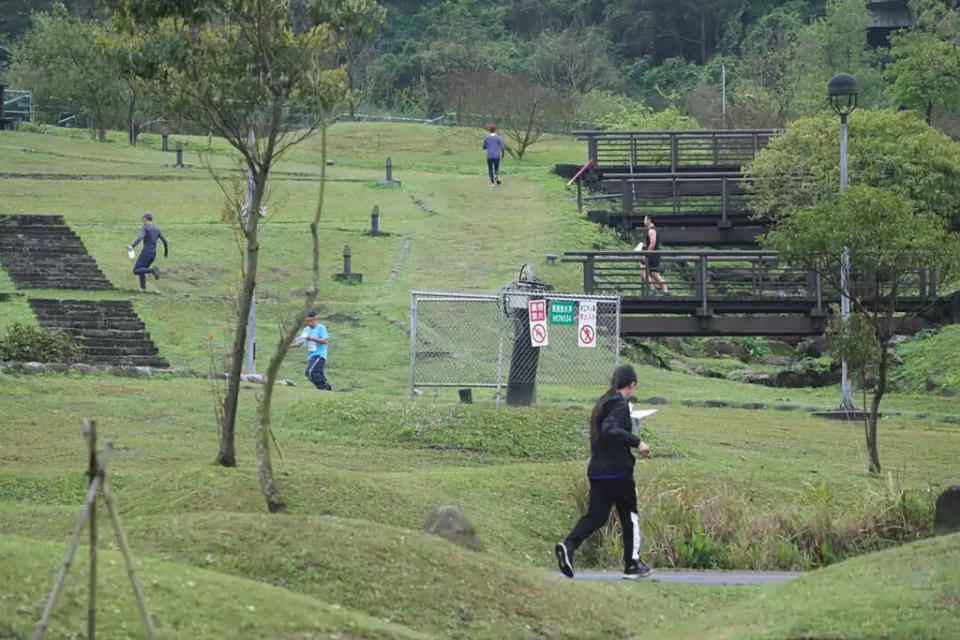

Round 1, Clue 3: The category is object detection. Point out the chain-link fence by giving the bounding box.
[410,289,621,404]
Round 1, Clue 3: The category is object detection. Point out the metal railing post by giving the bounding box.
[409,292,418,395]
[930,269,938,297]
[588,137,598,165]
[621,180,633,217]
[670,134,679,172]
[919,268,928,298]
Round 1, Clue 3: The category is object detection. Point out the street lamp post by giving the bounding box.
[827,72,859,412]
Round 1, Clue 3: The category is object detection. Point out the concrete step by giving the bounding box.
[85,355,170,368]
[0,214,67,225]
[83,345,158,356]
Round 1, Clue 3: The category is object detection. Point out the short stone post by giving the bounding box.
[378,157,401,187]
[370,205,381,235]
[161,133,169,152]
[334,244,362,284]
[173,142,185,169]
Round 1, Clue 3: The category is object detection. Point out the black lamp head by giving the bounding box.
[827,73,859,117]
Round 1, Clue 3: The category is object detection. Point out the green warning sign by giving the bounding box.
[549,300,575,326]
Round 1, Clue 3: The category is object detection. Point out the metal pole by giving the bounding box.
[495,318,505,411]
[409,292,418,395]
[245,129,256,374]
[840,113,853,411]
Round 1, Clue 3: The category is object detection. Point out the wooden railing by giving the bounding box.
[573,130,780,172]
[602,174,753,222]
[562,250,938,316]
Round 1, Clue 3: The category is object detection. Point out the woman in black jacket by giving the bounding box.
[555,364,653,579]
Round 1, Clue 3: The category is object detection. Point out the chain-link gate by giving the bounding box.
[410,290,621,404]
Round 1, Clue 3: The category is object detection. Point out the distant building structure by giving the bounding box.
[867,0,913,47]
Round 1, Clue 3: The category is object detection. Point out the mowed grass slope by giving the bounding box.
[0,373,958,637]
[1,123,959,638]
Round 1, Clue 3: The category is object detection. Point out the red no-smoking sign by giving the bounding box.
[529,300,549,347]
[578,301,597,348]
[579,325,595,345]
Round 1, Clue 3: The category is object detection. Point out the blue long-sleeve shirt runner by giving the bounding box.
[131,224,169,256]
[483,133,508,159]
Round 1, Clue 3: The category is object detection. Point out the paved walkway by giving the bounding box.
[563,570,801,585]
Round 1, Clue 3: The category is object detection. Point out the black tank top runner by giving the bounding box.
[646,227,658,251]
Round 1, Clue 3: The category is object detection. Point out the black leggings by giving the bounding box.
[133,249,156,289]
[563,476,641,568]
[306,356,331,390]
[486,158,500,182]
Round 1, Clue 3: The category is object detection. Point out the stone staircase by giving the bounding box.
[28,298,169,368]
[0,214,113,290]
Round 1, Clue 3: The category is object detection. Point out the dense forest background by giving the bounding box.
[1,0,957,135]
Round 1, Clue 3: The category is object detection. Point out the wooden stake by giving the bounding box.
[102,478,156,639]
[85,419,98,640]
[33,440,113,640]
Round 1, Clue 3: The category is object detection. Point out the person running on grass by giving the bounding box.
[555,364,653,580]
[128,212,168,292]
[636,215,668,295]
[482,124,508,187]
[291,310,331,390]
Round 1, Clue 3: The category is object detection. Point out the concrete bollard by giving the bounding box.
[378,156,401,187]
[162,133,169,152]
[334,244,362,284]
[371,206,380,235]
[174,141,185,168]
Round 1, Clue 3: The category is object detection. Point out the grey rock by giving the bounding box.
[23,362,45,374]
[926,377,939,392]
[766,340,794,356]
[938,388,955,398]
[775,404,799,411]
[941,416,959,424]
[423,506,482,550]
[934,486,960,536]
[796,336,830,358]
[669,359,700,376]
[740,402,767,410]
[700,400,729,408]
[761,355,794,367]
[644,396,668,405]
[242,373,265,384]
[915,413,929,420]
[727,369,775,386]
[703,338,744,359]
[681,398,696,406]
[72,364,97,375]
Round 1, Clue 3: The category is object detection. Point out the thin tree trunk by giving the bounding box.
[926,102,932,125]
[866,343,888,475]
[127,94,136,146]
[217,175,264,467]
[254,124,330,512]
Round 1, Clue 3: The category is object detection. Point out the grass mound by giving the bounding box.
[0,533,430,640]
[652,532,960,639]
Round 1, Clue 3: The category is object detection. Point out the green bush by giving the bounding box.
[0,323,82,363]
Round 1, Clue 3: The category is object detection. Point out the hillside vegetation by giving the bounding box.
[0,123,958,638]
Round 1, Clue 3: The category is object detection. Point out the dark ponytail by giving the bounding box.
[589,365,638,442]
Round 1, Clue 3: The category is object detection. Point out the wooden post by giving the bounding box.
[101,479,156,639]
[584,255,595,294]
[34,443,113,640]
[85,420,97,640]
[699,256,709,317]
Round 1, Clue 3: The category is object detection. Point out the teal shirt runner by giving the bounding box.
[297,324,328,361]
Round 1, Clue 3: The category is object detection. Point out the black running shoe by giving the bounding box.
[623,561,653,580]
[555,542,574,578]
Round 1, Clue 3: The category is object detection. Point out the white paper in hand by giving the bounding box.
[127,247,136,259]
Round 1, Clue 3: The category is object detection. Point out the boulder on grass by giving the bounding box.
[423,506,482,550]
[935,486,960,536]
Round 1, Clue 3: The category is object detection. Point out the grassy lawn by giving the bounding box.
[1,123,958,638]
